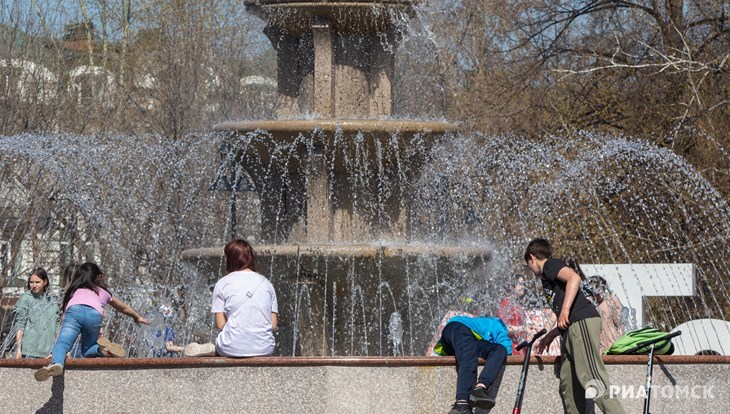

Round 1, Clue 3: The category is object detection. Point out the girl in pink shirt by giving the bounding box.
[34,262,150,381]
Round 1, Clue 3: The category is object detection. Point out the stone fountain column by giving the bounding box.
[312,18,334,117]
[241,0,422,245]
[306,147,331,243]
[240,2,420,356]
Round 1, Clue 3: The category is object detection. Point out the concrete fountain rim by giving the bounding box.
[2,355,728,370]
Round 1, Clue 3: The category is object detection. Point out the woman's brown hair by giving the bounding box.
[224,239,256,273]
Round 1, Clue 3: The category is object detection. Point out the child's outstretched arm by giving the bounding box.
[109,297,150,325]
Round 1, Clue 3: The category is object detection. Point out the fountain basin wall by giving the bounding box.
[182,243,493,356]
[1,356,727,413]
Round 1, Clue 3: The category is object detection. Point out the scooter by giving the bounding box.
[629,330,682,414]
[512,328,547,414]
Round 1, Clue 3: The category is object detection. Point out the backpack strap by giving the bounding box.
[227,276,267,317]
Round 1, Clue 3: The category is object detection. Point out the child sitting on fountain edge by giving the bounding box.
[184,239,278,358]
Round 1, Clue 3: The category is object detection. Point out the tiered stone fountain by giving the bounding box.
[182,0,491,356]
[2,3,728,413]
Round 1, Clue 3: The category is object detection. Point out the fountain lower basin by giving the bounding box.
[182,241,493,357]
[3,355,727,413]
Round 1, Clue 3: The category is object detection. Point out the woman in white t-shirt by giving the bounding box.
[185,239,278,357]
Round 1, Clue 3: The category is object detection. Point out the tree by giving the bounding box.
[402,0,728,199]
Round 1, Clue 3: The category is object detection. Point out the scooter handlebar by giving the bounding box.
[632,330,682,351]
[516,328,548,351]
[533,328,548,340]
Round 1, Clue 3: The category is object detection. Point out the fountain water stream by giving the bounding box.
[0,133,727,356]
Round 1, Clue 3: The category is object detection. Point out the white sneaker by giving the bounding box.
[34,363,64,382]
[97,337,126,358]
[184,342,216,357]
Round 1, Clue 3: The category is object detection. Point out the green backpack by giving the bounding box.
[604,327,676,355]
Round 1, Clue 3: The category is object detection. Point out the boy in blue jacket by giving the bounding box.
[432,311,512,413]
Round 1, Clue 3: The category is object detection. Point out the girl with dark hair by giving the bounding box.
[34,262,150,381]
[13,267,60,358]
[61,263,80,289]
[585,276,626,352]
[60,263,84,358]
[185,239,278,357]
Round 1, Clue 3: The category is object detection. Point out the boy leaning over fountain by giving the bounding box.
[524,238,625,414]
[429,309,512,414]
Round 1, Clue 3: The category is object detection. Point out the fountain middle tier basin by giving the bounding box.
[214,119,455,136]
[182,243,490,260]
[213,119,456,174]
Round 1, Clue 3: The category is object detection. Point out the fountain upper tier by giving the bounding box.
[210,1,458,244]
[244,1,421,118]
[244,1,420,35]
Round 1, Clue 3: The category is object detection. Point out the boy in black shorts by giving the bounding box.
[525,238,624,414]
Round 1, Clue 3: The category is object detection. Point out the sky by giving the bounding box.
[1,0,270,57]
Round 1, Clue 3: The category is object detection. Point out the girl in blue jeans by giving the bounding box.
[34,262,149,381]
